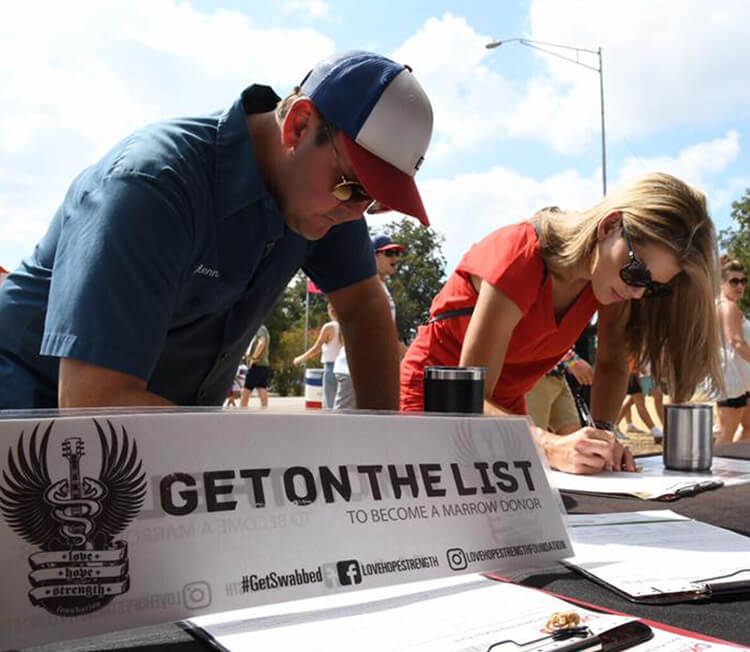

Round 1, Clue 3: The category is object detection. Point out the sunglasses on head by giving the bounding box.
[728,277,748,287]
[619,226,673,298]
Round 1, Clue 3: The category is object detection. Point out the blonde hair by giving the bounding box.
[538,172,721,402]
[720,254,744,281]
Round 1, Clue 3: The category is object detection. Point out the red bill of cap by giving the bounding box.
[376,243,404,252]
[343,134,429,227]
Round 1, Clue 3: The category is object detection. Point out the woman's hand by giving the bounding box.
[292,355,304,367]
[543,427,635,475]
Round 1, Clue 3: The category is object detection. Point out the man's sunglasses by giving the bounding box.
[728,277,748,287]
[379,250,401,258]
[619,227,673,298]
[324,124,375,207]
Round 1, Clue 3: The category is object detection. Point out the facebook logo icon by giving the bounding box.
[336,560,362,585]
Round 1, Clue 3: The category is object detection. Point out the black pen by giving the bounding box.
[531,622,653,652]
[674,480,724,498]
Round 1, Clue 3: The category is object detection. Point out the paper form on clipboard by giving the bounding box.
[564,510,750,603]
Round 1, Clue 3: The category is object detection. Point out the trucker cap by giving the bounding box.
[300,50,433,226]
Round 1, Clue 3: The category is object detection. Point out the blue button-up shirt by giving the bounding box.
[0,85,376,408]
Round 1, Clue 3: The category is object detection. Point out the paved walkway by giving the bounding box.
[227,394,667,455]
[223,395,310,412]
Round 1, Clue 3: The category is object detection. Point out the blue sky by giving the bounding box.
[1,0,748,274]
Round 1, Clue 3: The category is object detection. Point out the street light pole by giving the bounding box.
[486,38,607,196]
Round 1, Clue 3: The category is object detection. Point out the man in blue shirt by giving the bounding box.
[0,51,433,409]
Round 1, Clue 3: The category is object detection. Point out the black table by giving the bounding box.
[509,441,750,646]
[24,443,750,651]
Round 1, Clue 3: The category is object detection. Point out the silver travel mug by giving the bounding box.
[663,403,713,471]
[423,366,486,414]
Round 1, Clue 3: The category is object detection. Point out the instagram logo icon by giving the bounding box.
[183,581,212,609]
[446,548,468,571]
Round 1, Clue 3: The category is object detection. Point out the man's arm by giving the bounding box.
[590,303,630,423]
[59,358,173,407]
[328,276,400,410]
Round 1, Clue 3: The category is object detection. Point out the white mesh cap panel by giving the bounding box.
[354,69,433,177]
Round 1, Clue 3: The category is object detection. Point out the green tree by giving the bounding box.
[262,219,447,392]
[719,187,750,314]
[371,219,447,342]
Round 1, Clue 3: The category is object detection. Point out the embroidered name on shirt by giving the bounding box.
[194,264,220,279]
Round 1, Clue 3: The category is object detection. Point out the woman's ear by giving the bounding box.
[597,211,622,241]
[280,98,315,150]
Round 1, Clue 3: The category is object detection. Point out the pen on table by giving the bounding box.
[674,480,724,497]
[530,622,653,652]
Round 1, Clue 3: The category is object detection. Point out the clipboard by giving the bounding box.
[562,511,750,604]
[562,563,750,605]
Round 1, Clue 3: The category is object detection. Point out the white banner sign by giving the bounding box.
[0,410,570,649]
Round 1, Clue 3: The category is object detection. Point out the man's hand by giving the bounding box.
[568,358,594,385]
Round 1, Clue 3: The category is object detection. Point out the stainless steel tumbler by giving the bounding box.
[663,403,713,471]
[423,366,486,414]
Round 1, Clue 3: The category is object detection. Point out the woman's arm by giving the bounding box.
[461,277,633,474]
[720,301,750,364]
[293,323,334,366]
[484,394,632,474]
[459,278,523,398]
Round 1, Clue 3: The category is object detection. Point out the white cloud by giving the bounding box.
[421,167,600,273]
[527,0,750,144]
[614,130,749,228]
[390,13,517,160]
[421,131,744,273]
[283,0,334,21]
[0,0,334,268]
[616,131,740,190]
[386,4,750,159]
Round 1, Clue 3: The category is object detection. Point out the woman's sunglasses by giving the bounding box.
[619,227,673,297]
[728,277,748,287]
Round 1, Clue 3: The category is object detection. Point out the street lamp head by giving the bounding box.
[485,40,503,49]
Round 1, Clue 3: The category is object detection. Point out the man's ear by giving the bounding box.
[280,98,315,150]
[597,211,622,241]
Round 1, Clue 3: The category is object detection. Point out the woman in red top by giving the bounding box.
[401,173,722,475]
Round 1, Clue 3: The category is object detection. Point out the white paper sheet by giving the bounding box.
[549,456,750,499]
[188,575,748,651]
[565,511,750,598]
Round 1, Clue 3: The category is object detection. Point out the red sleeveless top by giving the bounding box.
[400,222,599,414]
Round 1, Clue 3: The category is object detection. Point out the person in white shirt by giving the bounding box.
[333,234,403,409]
[716,256,750,443]
[293,303,342,409]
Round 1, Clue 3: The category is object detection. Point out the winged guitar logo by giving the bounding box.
[0,420,147,616]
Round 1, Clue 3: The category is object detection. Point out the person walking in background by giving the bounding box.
[617,360,663,443]
[715,256,750,443]
[241,324,271,408]
[293,302,342,409]
[225,361,248,407]
[334,233,405,409]
[401,173,722,475]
